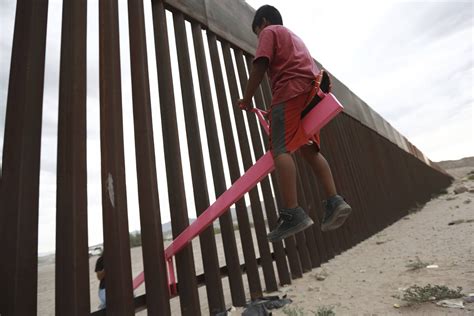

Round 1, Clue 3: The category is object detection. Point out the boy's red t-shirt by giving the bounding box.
[254,25,319,106]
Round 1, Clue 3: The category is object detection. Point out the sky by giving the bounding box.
[0,0,473,253]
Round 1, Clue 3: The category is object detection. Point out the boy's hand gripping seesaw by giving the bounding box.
[132,91,344,295]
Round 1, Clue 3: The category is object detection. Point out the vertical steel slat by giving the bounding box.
[322,118,356,250]
[303,161,336,262]
[293,157,321,268]
[308,123,339,259]
[268,176,304,279]
[206,33,262,299]
[374,130,397,228]
[150,1,200,314]
[328,117,366,246]
[298,160,332,263]
[173,12,225,314]
[127,0,171,314]
[231,48,278,292]
[319,138,345,254]
[295,156,329,265]
[243,54,292,286]
[0,0,48,314]
[344,116,373,243]
[192,23,246,307]
[345,117,377,237]
[98,0,134,314]
[55,0,90,314]
[360,125,387,233]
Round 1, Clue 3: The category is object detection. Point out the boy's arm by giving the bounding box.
[96,270,105,281]
[237,57,269,110]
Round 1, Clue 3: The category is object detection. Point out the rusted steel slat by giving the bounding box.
[294,157,321,268]
[367,128,386,231]
[329,116,367,246]
[192,23,246,307]
[306,123,342,256]
[323,118,357,250]
[173,12,225,314]
[344,117,379,240]
[303,161,336,262]
[243,54,291,286]
[207,32,262,299]
[150,2,200,314]
[268,176,304,279]
[55,0,90,314]
[316,126,344,254]
[98,0,134,314]
[366,129,388,232]
[127,1,171,314]
[0,0,48,314]
[346,116,375,243]
[295,156,329,265]
[232,49,278,291]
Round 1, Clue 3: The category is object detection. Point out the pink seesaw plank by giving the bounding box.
[133,92,343,290]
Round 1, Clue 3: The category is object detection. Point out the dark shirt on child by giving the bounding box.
[95,255,105,289]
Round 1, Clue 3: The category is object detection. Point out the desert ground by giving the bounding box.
[259,166,474,316]
[37,165,474,315]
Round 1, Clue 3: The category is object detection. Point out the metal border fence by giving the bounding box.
[0,0,452,315]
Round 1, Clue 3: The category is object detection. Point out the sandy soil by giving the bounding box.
[250,167,474,316]
[37,166,474,315]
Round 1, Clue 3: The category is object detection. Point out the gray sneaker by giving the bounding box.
[267,207,314,242]
[321,195,352,232]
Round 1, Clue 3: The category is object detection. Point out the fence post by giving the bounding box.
[0,1,48,314]
[127,0,171,314]
[98,0,134,314]
[55,0,90,314]
[150,1,201,314]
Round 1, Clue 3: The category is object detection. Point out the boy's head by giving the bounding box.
[252,5,283,35]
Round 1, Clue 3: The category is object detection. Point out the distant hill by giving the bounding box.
[436,156,474,170]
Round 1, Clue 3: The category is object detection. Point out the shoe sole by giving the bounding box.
[267,217,314,243]
[321,205,352,232]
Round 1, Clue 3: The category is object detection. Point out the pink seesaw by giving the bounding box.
[133,91,344,295]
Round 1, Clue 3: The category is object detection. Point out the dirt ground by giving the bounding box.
[248,166,474,315]
[37,166,474,315]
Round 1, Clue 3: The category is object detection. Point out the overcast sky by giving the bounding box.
[0,0,472,253]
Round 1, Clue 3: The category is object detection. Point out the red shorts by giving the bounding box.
[268,85,321,157]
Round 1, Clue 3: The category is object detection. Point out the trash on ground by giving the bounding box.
[449,219,474,225]
[239,295,292,316]
[216,306,236,316]
[315,269,328,281]
[436,298,464,309]
[449,219,465,226]
[316,275,326,281]
[426,265,439,269]
[393,303,400,308]
[454,185,468,194]
[464,294,474,303]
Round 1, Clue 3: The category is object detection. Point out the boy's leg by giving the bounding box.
[299,145,336,198]
[274,153,298,209]
[267,152,314,242]
[299,145,352,231]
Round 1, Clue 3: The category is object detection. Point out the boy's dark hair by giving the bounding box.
[252,5,283,33]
